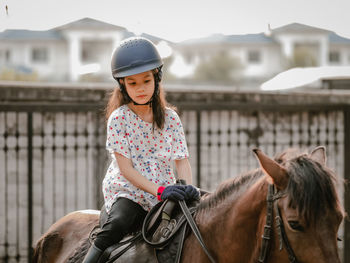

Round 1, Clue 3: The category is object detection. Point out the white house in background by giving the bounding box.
[1,18,350,85]
[0,18,166,82]
[173,23,350,86]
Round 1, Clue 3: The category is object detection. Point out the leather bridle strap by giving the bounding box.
[258,184,299,263]
[274,201,298,263]
[258,184,274,263]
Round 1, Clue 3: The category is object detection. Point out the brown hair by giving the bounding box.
[105,77,174,130]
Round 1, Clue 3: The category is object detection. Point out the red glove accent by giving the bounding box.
[157,186,165,201]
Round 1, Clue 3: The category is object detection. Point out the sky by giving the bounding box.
[1,0,350,42]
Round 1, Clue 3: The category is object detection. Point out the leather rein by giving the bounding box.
[106,184,299,263]
[258,184,299,263]
[173,184,299,263]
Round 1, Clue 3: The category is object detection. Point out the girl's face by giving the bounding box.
[123,71,155,104]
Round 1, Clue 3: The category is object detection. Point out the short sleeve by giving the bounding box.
[170,111,189,160]
[106,109,131,159]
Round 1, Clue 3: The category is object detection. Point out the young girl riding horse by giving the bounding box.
[83,37,199,262]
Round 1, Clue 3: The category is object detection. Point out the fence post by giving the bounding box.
[27,112,33,262]
[344,106,350,263]
[196,111,201,188]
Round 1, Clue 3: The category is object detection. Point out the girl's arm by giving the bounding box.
[175,158,193,184]
[115,152,158,196]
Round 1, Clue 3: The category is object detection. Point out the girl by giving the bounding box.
[83,37,199,263]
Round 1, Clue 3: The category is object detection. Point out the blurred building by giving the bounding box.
[1,18,350,86]
[174,23,350,87]
[0,18,165,82]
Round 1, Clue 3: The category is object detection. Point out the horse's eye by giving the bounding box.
[288,220,304,232]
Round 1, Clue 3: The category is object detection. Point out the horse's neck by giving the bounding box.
[194,181,267,262]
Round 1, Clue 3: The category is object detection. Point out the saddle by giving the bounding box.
[89,199,200,263]
[90,191,214,263]
[144,199,199,263]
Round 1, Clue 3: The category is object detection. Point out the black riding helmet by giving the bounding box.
[111,37,163,105]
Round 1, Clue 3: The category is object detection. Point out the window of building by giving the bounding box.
[6,50,10,62]
[247,50,261,64]
[329,51,340,63]
[0,49,11,63]
[32,48,48,63]
[81,40,109,63]
[184,52,193,64]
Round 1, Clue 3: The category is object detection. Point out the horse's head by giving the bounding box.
[254,147,344,263]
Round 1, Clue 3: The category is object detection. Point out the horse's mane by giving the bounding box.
[197,169,264,211]
[283,153,341,224]
[197,148,342,224]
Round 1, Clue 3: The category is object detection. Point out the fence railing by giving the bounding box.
[1,82,350,262]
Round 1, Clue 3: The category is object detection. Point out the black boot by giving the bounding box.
[83,244,103,263]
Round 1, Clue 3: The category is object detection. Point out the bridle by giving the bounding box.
[258,184,299,263]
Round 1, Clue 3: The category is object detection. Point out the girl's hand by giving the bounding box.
[157,185,200,201]
[184,185,200,201]
[157,185,187,201]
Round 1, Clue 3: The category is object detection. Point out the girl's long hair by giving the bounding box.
[105,74,173,130]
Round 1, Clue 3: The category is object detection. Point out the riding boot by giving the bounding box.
[82,244,103,263]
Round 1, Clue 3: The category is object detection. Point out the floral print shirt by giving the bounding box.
[103,105,189,213]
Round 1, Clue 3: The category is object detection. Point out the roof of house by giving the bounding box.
[179,23,350,46]
[329,32,350,44]
[0,29,63,40]
[1,20,349,46]
[181,32,275,45]
[272,23,331,34]
[0,18,170,43]
[54,17,126,31]
[225,33,275,44]
[123,31,170,44]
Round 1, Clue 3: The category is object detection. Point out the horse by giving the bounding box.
[32,146,344,263]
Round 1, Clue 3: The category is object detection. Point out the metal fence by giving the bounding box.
[1,83,350,262]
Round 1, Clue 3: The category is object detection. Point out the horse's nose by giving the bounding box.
[322,248,341,263]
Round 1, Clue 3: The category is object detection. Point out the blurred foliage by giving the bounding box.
[162,55,178,82]
[192,51,243,85]
[0,67,39,81]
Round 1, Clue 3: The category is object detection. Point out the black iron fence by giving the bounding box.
[1,82,350,262]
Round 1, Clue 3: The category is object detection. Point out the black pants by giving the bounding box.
[94,197,148,251]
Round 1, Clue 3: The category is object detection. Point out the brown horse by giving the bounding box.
[33,146,344,263]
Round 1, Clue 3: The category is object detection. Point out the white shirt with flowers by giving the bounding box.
[103,104,189,213]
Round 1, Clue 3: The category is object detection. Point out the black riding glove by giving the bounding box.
[158,185,187,201]
[184,185,200,201]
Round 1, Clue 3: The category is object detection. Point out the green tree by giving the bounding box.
[193,51,243,84]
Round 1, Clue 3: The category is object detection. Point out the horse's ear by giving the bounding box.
[253,149,288,190]
[310,146,326,166]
